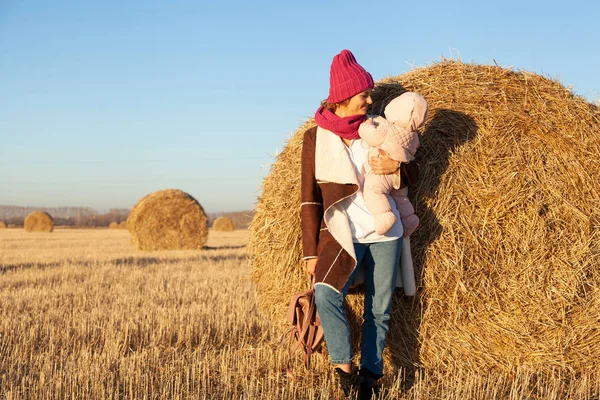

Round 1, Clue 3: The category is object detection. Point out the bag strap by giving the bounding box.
[298,278,316,337]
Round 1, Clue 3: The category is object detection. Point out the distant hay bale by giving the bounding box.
[24,211,54,232]
[108,222,119,229]
[118,221,128,229]
[127,189,208,251]
[0,221,6,229]
[212,216,235,231]
[249,61,600,392]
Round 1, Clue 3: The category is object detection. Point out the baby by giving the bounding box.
[358,92,428,236]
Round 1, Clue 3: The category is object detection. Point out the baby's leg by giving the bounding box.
[390,187,419,236]
[363,175,397,235]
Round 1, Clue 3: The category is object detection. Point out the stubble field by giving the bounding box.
[0,229,415,399]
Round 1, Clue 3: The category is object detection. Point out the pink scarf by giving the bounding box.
[314,106,366,140]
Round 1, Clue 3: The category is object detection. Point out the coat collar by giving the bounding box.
[314,127,359,185]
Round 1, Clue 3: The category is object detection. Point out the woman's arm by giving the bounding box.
[369,149,419,189]
[305,258,318,275]
[300,127,323,269]
[369,149,400,175]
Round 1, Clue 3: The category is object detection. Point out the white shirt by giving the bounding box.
[343,139,403,243]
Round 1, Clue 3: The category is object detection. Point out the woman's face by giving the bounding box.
[336,90,373,117]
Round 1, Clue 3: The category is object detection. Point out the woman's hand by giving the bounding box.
[306,258,317,275]
[369,148,399,175]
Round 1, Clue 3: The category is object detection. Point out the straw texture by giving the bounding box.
[24,211,54,233]
[249,61,600,391]
[212,216,235,232]
[127,189,208,251]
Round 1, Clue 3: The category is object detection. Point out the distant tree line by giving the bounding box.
[1,205,254,229]
[1,207,130,228]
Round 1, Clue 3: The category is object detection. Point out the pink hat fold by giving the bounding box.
[327,49,374,103]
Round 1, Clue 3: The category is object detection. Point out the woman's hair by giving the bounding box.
[320,98,351,113]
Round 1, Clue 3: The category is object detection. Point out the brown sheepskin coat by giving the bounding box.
[300,126,418,292]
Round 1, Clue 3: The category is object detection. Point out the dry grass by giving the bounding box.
[2,229,600,398]
[0,229,353,399]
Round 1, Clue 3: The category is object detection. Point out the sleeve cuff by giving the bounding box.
[393,163,401,190]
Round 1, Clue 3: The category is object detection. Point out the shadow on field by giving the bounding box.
[346,102,478,390]
[203,245,246,250]
[1,262,63,273]
[1,250,248,273]
[111,253,247,267]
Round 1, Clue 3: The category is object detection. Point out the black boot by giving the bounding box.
[358,368,382,400]
[335,365,359,398]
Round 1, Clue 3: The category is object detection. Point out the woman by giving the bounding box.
[301,49,417,399]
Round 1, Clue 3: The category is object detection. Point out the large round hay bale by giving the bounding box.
[249,61,600,390]
[108,222,119,229]
[24,211,54,232]
[127,189,208,251]
[118,220,128,229]
[212,216,235,231]
[0,221,6,229]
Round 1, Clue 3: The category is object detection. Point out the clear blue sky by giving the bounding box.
[1,0,598,213]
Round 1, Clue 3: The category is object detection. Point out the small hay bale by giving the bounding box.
[212,216,235,231]
[0,221,6,229]
[127,189,208,251]
[24,211,54,232]
[118,221,128,229]
[108,222,119,229]
[249,61,600,392]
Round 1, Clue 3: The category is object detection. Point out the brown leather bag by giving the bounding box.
[286,279,324,370]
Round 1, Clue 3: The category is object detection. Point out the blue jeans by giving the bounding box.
[314,238,401,375]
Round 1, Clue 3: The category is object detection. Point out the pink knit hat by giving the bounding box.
[327,49,374,103]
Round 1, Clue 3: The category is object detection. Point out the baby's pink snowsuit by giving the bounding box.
[358,92,428,235]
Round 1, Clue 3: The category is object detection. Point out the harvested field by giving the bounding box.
[0,229,349,399]
[1,227,598,398]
